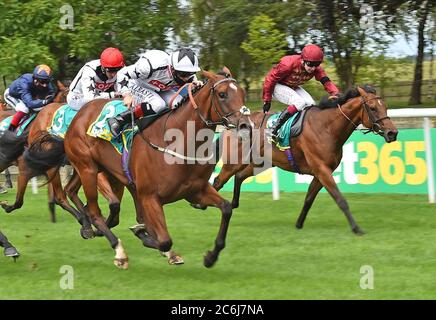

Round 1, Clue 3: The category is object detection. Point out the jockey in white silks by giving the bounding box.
[67,47,125,111]
[107,48,202,137]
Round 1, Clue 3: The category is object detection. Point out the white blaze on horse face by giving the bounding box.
[229,83,238,92]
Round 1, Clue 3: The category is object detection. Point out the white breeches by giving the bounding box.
[272,84,315,111]
[3,88,41,113]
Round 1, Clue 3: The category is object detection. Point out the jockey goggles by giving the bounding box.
[175,71,196,78]
[34,78,50,85]
[104,66,123,73]
[304,60,321,67]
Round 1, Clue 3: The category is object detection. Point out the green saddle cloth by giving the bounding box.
[87,100,137,154]
[48,104,78,138]
[0,113,37,136]
[266,112,299,149]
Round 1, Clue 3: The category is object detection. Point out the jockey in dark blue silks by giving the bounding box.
[3,64,56,131]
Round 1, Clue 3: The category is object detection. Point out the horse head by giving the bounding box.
[200,68,251,136]
[356,86,398,143]
[54,80,69,103]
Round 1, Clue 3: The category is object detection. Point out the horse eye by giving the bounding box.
[218,92,227,99]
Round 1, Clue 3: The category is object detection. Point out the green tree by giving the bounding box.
[241,14,288,68]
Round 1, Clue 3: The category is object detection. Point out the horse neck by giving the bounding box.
[164,85,217,149]
[332,98,363,146]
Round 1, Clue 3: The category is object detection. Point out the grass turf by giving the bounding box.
[0,189,435,299]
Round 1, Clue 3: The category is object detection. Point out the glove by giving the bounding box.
[43,95,55,105]
[263,101,271,113]
[328,93,340,101]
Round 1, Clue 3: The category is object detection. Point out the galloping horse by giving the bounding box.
[25,69,250,269]
[0,82,70,221]
[213,86,398,235]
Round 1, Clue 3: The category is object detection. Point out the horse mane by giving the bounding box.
[318,84,376,109]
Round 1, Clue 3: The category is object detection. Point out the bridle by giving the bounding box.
[337,95,390,135]
[187,77,249,129]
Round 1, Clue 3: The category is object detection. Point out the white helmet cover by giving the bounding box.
[170,48,201,72]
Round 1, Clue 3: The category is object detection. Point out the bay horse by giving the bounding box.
[25,69,250,269]
[212,86,398,235]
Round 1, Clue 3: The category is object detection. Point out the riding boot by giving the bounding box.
[108,102,153,138]
[108,109,134,138]
[271,105,298,141]
[8,111,26,132]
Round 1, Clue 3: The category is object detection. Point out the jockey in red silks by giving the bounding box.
[262,44,340,141]
[107,48,202,138]
[3,65,56,131]
[67,47,125,110]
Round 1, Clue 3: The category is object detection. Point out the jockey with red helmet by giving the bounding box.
[3,64,56,131]
[107,48,202,138]
[262,44,340,141]
[67,47,125,110]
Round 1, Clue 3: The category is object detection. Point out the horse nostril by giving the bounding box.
[387,130,398,141]
[238,122,249,130]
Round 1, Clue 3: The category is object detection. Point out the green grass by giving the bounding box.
[0,188,435,299]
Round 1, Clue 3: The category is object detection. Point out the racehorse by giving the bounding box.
[212,86,398,235]
[0,81,70,222]
[25,69,250,269]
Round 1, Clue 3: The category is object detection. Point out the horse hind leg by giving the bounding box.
[4,168,13,188]
[295,177,323,229]
[232,165,255,209]
[0,230,20,260]
[47,182,56,223]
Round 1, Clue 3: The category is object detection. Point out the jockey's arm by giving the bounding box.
[80,67,114,103]
[315,68,340,96]
[18,84,45,109]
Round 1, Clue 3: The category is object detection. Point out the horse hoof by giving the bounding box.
[114,257,129,269]
[4,247,20,259]
[168,255,184,265]
[203,251,217,268]
[190,203,207,210]
[80,227,95,240]
[353,227,365,236]
[295,222,303,229]
[231,201,239,209]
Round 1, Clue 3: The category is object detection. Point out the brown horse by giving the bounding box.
[25,69,250,269]
[0,81,70,222]
[212,86,398,235]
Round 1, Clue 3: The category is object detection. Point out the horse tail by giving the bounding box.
[23,132,66,175]
[0,130,29,167]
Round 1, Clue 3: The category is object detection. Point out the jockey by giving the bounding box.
[107,48,202,137]
[67,47,125,110]
[262,44,340,141]
[3,65,56,131]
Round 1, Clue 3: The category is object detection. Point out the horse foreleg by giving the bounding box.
[48,168,94,239]
[314,166,364,235]
[213,163,247,191]
[295,177,323,229]
[189,184,233,268]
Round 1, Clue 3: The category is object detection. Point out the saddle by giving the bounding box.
[267,109,309,149]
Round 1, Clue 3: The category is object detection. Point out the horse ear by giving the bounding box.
[357,86,366,97]
[201,70,216,80]
[222,66,232,77]
[57,80,66,90]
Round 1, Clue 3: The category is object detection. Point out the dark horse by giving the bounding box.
[25,69,250,269]
[0,229,19,260]
[212,86,398,235]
